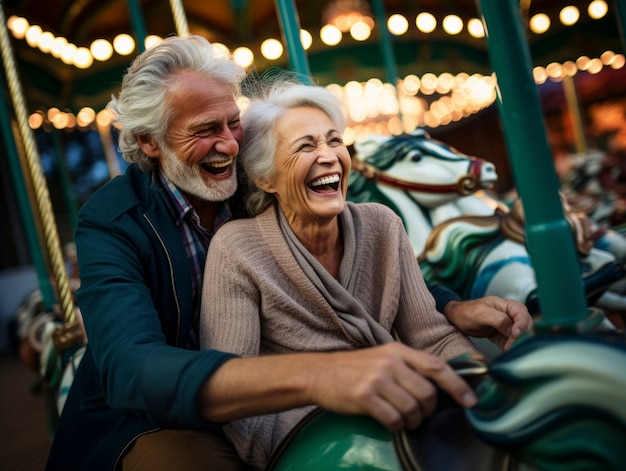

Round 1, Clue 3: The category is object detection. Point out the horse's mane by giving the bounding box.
[359,129,466,170]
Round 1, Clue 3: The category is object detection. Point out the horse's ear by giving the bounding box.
[353,134,389,160]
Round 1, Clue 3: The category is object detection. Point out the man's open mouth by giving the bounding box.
[201,158,233,175]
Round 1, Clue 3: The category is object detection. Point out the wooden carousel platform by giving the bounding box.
[0,352,50,470]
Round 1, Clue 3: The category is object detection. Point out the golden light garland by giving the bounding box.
[26,48,624,145]
[6,1,610,69]
[11,0,621,140]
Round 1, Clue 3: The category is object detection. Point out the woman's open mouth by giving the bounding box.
[308,174,340,194]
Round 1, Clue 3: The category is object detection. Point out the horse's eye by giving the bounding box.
[411,152,423,162]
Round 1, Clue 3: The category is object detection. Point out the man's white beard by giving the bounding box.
[160,144,237,202]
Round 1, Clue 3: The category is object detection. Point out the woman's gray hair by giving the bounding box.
[240,80,346,216]
[108,35,246,172]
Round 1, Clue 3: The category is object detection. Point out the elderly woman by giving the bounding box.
[199,80,478,470]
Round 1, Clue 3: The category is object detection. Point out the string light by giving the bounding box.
[467,18,484,38]
[74,47,94,69]
[90,39,113,61]
[588,0,609,19]
[233,46,254,68]
[37,31,54,53]
[320,24,342,46]
[145,35,163,50]
[300,29,313,50]
[388,14,409,36]
[559,6,580,26]
[113,33,135,55]
[260,38,283,60]
[416,12,437,33]
[349,20,371,41]
[442,15,463,35]
[530,13,551,34]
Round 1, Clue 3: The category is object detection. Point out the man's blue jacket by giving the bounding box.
[46,164,237,470]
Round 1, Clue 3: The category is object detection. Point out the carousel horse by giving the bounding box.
[268,354,513,471]
[560,149,626,228]
[347,129,499,257]
[421,196,626,314]
[557,149,626,320]
[347,129,626,316]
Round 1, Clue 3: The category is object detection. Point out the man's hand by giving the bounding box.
[443,296,532,350]
[310,343,478,432]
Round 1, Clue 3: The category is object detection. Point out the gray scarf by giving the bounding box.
[277,205,394,347]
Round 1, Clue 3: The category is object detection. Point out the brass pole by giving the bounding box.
[169,0,190,36]
[0,3,78,334]
[562,74,587,155]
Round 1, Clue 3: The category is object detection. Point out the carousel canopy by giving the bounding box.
[3,0,623,114]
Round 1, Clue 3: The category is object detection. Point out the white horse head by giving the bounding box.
[348,129,498,254]
[352,128,498,209]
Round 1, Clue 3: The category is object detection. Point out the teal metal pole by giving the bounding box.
[273,0,313,84]
[370,0,399,87]
[477,0,588,329]
[126,0,147,53]
[614,0,626,53]
[0,75,56,311]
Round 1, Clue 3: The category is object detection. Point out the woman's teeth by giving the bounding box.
[309,174,340,191]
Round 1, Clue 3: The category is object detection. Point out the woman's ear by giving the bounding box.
[256,178,275,194]
[136,134,162,159]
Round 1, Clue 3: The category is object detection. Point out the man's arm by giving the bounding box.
[426,281,532,350]
[198,342,478,432]
[426,281,462,313]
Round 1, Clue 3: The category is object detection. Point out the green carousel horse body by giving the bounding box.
[269,333,626,471]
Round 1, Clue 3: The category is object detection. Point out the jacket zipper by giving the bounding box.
[142,213,182,346]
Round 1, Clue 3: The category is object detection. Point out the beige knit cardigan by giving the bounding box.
[199,201,477,470]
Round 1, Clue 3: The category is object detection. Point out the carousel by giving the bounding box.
[1,0,626,469]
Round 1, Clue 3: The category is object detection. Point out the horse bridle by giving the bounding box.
[351,157,485,196]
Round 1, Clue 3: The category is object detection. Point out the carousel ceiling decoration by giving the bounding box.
[6,1,612,70]
[4,0,623,140]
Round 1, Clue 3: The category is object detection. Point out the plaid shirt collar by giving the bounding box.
[156,169,232,233]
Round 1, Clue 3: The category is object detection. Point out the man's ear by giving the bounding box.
[136,134,161,159]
